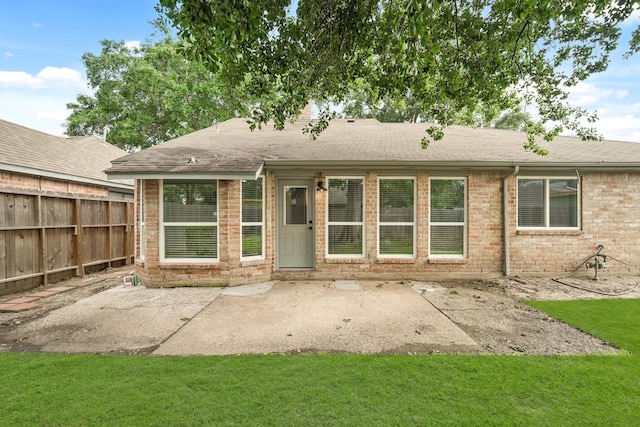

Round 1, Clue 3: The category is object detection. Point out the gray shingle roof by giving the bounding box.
[0,119,133,190]
[106,118,640,178]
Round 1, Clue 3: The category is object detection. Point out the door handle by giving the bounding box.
[309,226,313,230]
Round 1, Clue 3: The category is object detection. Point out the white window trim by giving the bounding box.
[377,176,416,258]
[241,177,265,261]
[160,179,219,263]
[326,176,366,258]
[138,180,145,260]
[516,176,580,230]
[428,177,467,259]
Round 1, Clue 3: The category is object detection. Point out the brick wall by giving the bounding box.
[313,171,504,280]
[509,172,640,275]
[137,177,273,287]
[0,171,110,198]
[134,171,640,287]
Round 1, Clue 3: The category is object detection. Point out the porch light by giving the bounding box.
[316,180,327,191]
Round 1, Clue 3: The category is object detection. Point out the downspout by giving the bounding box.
[503,165,519,276]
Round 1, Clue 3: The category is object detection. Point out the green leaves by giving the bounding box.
[65,24,247,151]
[155,1,639,153]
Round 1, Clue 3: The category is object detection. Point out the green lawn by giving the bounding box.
[1,299,639,426]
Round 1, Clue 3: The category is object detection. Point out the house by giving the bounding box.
[0,119,135,295]
[106,117,640,287]
[0,119,133,199]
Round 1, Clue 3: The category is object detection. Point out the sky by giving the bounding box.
[1,2,640,142]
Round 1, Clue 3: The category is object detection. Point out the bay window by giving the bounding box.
[242,178,264,258]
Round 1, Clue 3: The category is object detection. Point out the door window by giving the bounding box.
[284,186,308,225]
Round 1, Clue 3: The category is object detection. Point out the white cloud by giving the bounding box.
[36,110,70,121]
[566,82,618,106]
[124,40,141,50]
[0,70,44,88]
[0,66,83,89]
[621,8,640,26]
[37,66,82,83]
[32,21,43,28]
[0,68,91,136]
[590,103,640,142]
[0,91,76,135]
[4,52,13,57]
[615,89,628,98]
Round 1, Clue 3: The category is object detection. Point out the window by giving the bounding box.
[518,178,578,228]
[242,178,264,259]
[162,180,218,260]
[379,178,415,256]
[328,178,364,256]
[138,180,145,260]
[430,178,466,257]
[284,186,308,225]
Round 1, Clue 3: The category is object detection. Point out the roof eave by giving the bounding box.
[264,159,640,172]
[106,170,263,181]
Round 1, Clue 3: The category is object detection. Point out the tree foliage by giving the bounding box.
[158,0,639,153]
[65,24,247,151]
[341,86,530,131]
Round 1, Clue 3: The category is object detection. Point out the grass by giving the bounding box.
[526,298,640,353]
[1,299,639,426]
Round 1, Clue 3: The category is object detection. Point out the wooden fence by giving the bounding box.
[0,189,134,296]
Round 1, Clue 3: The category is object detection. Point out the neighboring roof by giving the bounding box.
[0,119,133,191]
[106,118,640,179]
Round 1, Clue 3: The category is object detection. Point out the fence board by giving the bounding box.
[0,189,134,296]
[0,230,5,280]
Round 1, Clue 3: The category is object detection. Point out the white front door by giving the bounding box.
[278,179,314,269]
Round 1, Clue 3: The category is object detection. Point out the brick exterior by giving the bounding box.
[134,171,640,287]
[0,171,109,198]
[509,172,640,275]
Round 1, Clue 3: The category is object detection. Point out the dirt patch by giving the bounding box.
[413,275,639,355]
[1,268,638,356]
[0,266,135,353]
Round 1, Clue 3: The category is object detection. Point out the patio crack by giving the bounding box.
[156,293,221,347]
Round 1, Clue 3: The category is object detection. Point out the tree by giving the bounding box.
[157,0,640,154]
[341,88,425,123]
[65,23,248,151]
[341,86,530,130]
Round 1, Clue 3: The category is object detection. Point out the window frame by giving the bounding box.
[516,176,580,230]
[160,179,219,263]
[241,177,265,261]
[326,176,365,258]
[428,177,467,258]
[377,176,416,258]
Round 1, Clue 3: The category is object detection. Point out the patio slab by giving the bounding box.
[154,281,480,356]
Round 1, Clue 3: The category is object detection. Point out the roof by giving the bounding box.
[0,119,133,191]
[106,118,640,179]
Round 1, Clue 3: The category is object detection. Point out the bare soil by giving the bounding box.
[416,274,639,355]
[1,267,638,355]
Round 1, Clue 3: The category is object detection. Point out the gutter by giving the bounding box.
[503,165,520,276]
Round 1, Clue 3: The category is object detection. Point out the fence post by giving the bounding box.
[107,201,112,267]
[74,198,84,277]
[36,195,48,286]
[125,201,132,264]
